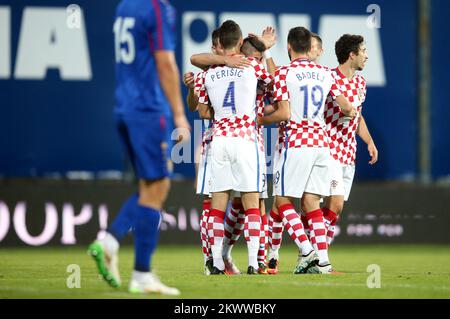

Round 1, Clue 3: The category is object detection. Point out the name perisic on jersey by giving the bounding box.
[210,68,243,82]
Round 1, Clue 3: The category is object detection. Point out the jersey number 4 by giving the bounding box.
[223,81,236,114]
[114,17,136,64]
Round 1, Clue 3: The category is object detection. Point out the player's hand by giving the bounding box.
[249,26,276,50]
[368,141,378,165]
[261,26,276,49]
[342,107,357,119]
[224,55,251,69]
[174,114,191,144]
[183,72,195,89]
[257,116,264,126]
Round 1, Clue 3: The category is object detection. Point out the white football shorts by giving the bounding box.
[196,143,212,196]
[232,148,268,199]
[328,157,356,201]
[273,147,331,198]
[210,136,263,193]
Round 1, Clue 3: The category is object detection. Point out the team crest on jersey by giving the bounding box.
[331,180,339,189]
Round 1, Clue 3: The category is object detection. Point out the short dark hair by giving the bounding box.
[335,34,364,64]
[219,20,242,49]
[211,28,220,47]
[311,32,322,49]
[241,36,266,55]
[287,27,311,54]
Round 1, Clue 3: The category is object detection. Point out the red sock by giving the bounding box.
[300,213,310,238]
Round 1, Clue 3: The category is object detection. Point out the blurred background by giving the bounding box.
[0,0,449,247]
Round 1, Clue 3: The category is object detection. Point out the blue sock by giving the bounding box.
[108,193,138,241]
[133,204,161,272]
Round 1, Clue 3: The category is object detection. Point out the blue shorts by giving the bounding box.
[116,112,172,180]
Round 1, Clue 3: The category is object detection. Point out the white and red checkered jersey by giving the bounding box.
[194,71,213,154]
[273,58,342,150]
[197,57,272,143]
[256,84,274,152]
[325,67,367,165]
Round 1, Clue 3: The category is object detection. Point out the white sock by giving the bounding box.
[317,251,330,266]
[211,245,225,270]
[222,237,233,260]
[103,232,119,255]
[268,247,280,260]
[132,270,149,282]
[247,239,259,269]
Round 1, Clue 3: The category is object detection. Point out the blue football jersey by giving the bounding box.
[114,0,176,115]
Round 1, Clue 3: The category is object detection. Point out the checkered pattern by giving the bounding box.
[273,66,290,101]
[273,59,328,102]
[306,209,329,264]
[326,225,336,245]
[325,68,367,165]
[194,71,205,96]
[250,57,273,86]
[256,85,265,118]
[224,203,244,245]
[200,201,211,261]
[279,120,329,150]
[196,69,210,105]
[279,204,314,255]
[322,207,339,245]
[212,114,258,143]
[300,213,310,238]
[268,210,284,257]
[194,72,214,154]
[207,209,226,248]
[244,208,262,268]
[273,59,331,150]
[200,122,214,156]
[244,210,262,239]
[258,214,268,263]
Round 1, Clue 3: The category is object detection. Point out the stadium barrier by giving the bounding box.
[0,180,448,246]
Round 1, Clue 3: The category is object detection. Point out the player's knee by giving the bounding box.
[139,178,170,209]
[302,195,319,213]
[330,201,344,215]
[327,197,344,215]
[300,200,308,214]
[241,194,259,211]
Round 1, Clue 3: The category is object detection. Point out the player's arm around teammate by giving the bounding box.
[183,72,199,112]
[191,53,251,70]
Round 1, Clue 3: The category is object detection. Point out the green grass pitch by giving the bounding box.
[0,244,449,299]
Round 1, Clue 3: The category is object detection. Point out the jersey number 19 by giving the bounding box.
[299,84,324,119]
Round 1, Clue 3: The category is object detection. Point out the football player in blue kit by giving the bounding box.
[88,0,189,296]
